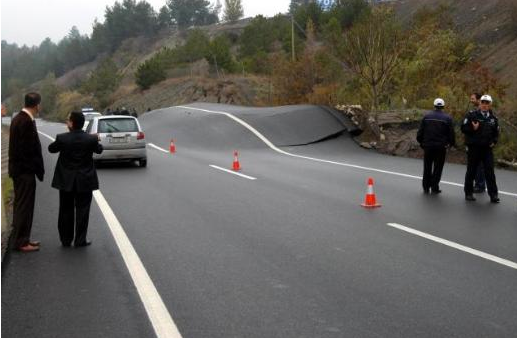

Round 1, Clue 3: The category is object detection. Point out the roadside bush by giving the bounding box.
[135,57,166,90]
[494,127,517,162]
[179,29,210,63]
[206,35,236,72]
[54,91,97,121]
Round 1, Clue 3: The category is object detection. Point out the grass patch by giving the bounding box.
[2,177,14,211]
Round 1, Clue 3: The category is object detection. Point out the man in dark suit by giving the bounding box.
[48,112,103,247]
[8,92,45,252]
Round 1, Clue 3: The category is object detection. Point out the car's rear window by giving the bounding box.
[98,119,138,133]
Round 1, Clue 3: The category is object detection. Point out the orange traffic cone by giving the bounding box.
[361,177,381,208]
[169,139,176,154]
[232,150,241,171]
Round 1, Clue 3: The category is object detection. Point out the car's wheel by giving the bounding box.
[139,159,147,168]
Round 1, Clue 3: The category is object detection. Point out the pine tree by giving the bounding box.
[223,0,244,23]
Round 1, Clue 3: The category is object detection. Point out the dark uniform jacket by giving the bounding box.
[8,110,44,180]
[417,110,456,148]
[461,109,499,146]
[48,130,103,192]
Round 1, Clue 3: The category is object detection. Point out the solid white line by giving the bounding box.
[93,192,182,338]
[209,164,257,180]
[387,222,517,270]
[37,131,56,141]
[148,143,169,153]
[38,131,182,338]
[175,106,517,198]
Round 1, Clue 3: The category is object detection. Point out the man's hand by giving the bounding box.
[472,121,480,130]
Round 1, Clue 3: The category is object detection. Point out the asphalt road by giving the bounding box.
[2,104,517,338]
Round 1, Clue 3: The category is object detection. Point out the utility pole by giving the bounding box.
[291,15,295,62]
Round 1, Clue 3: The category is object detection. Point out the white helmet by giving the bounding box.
[480,94,493,103]
[434,98,445,108]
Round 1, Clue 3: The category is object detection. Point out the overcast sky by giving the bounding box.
[1,0,291,47]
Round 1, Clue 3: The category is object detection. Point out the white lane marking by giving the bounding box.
[37,130,56,141]
[38,131,183,338]
[148,143,169,153]
[93,192,182,338]
[175,106,517,198]
[387,223,517,270]
[148,141,256,180]
[209,164,257,180]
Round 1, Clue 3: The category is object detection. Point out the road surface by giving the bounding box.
[2,103,517,338]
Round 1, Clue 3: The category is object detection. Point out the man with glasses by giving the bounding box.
[461,95,500,203]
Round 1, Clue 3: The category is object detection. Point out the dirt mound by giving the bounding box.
[109,75,269,114]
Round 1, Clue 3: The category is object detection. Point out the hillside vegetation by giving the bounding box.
[1,0,516,164]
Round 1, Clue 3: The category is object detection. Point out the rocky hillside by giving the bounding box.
[109,75,270,113]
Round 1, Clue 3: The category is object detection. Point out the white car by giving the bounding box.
[82,111,102,131]
[86,116,147,167]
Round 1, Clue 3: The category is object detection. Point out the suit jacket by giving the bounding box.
[49,130,103,192]
[8,110,44,180]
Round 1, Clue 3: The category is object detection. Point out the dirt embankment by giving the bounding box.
[336,105,516,169]
[109,75,271,113]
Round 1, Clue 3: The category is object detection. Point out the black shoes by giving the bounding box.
[431,189,442,194]
[74,241,92,248]
[465,194,500,203]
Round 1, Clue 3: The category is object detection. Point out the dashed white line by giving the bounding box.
[387,222,517,270]
[147,142,256,180]
[175,105,517,198]
[38,131,182,338]
[209,164,257,180]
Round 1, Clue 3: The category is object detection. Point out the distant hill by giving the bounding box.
[394,0,517,97]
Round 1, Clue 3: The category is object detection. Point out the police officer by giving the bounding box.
[468,93,487,193]
[417,98,456,194]
[461,94,500,203]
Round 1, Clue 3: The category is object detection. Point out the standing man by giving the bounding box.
[468,93,487,193]
[8,92,44,252]
[48,112,103,247]
[417,98,456,194]
[461,95,500,203]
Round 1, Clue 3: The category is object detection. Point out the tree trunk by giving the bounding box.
[371,84,378,111]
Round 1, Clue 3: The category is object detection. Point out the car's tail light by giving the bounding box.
[137,132,145,140]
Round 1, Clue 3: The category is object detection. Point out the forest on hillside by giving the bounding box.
[2,0,516,162]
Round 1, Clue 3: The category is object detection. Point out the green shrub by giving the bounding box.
[135,57,166,90]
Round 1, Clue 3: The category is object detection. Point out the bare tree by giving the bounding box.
[337,7,403,110]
